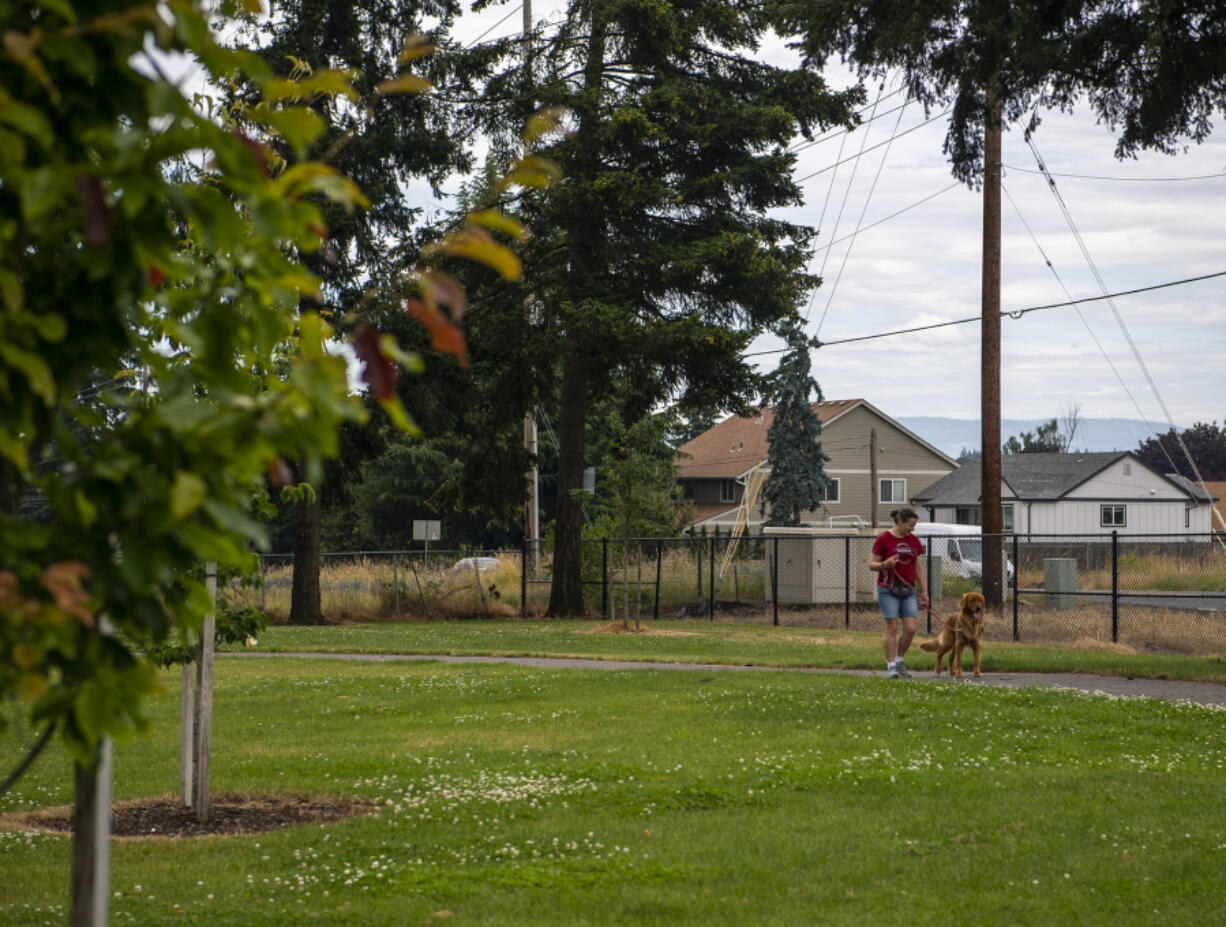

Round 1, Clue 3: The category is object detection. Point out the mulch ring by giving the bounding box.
[0,792,380,839]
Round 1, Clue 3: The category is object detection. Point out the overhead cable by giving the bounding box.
[814,96,908,336]
[810,182,961,257]
[789,91,908,154]
[794,109,951,184]
[743,270,1226,357]
[1001,182,1179,475]
[1002,164,1226,183]
[803,85,886,325]
[1027,137,1221,520]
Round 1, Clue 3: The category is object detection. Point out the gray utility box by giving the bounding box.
[764,527,876,605]
[1044,558,1078,609]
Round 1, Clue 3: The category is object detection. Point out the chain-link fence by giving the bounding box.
[242,532,1226,656]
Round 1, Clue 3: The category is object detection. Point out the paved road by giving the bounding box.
[227,652,1226,709]
[1021,588,1226,612]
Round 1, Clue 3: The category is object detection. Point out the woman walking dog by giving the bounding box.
[870,507,928,678]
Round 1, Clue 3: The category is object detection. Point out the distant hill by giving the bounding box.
[896,416,1169,459]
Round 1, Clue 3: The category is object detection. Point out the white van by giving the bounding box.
[911,523,1014,586]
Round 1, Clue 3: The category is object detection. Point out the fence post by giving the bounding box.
[654,541,662,621]
[924,539,932,634]
[1011,533,1019,641]
[393,556,399,615]
[1111,529,1119,642]
[772,536,779,627]
[696,539,703,599]
[708,536,715,620]
[601,537,609,621]
[520,538,527,618]
[844,535,851,630]
[260,555,266,612]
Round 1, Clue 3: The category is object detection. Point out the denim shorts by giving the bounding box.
[877,585,918,619]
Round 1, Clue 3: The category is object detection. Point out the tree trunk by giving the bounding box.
[71,739,112,927]
[289,492,325,624]
[547,348,589,616]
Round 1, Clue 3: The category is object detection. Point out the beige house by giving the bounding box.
[675,399,957,532]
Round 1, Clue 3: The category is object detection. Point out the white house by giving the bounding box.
[911,451,1217,536]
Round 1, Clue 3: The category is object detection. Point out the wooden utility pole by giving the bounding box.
[869,427,878,529]
[980,95,1004,611]
[521,0,540,578]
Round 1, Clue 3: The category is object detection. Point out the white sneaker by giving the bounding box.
[895,659,912,679]
[886,664,902,678]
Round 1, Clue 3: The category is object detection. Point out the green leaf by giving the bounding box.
[0,427,29,470]
[251,106,326,157]
[29,312,66,342]
[379,396,422,437]
[0,268,23,312]
[524,107,566,143]
[376,74,432,96]
[427,229,522,281]
[170,471,208,519]
[398,34,434,63]
[0,343,56,405]
[499,155,562,190]
[18,166,62,222]
[0,86,54,148]
[378,334,425,374]
[469,208,525,241]
[34,0,78,22]
[202,498,266,543]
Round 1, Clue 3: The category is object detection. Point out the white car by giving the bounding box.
[450,556,501,575]
[912,523,1015,586]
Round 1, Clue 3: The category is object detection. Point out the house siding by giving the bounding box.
[679,400,956,532]
[811,405,954,528]
[1028,500,1203,536]
[1066,460,1186,500]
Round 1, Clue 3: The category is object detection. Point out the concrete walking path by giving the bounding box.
[227,651,1226,709]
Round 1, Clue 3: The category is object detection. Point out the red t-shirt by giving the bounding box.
[872,531,924,588]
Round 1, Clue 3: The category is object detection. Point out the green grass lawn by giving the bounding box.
[3,657,1225,925]
[233,618,1226,683]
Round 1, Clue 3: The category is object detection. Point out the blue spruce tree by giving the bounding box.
[761,319,831,526]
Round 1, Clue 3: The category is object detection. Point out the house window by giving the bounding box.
[1101,504,1126,527]
[955,507,979,525]
[879,479,905,503]
[720,479,736,503]
[819,478,841,503]
[1002,504,1014,533]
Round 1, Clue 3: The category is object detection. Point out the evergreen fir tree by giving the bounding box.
[466,0,859,614]
[761,319,831,527]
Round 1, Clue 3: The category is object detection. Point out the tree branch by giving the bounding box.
[0,720,58,797]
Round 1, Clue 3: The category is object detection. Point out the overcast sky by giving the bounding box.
[443,3,1226,434]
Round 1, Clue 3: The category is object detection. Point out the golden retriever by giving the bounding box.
[919,592,985,677]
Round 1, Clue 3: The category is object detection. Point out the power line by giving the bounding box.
[1001,181,1178,474]
[464,2,524,49]
[1027,137,1221,524]
[743,270,1226,357]
[794,109,951,184]
[1003,164,1226,183]
[789,91,908,154]
[810,182,961,257]
[814,97,908,337]
[804,85,887,325]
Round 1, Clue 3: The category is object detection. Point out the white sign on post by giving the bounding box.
[413,520,441,566]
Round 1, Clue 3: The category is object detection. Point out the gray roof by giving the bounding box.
[1164,473,1218,503]
[912,452,1215,505]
